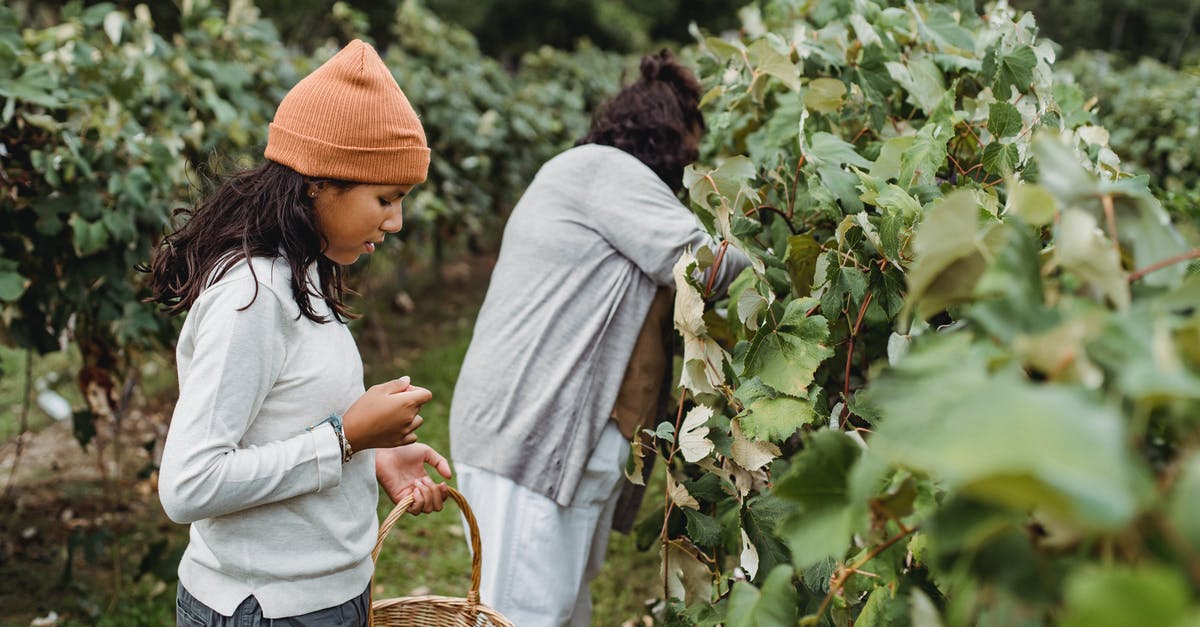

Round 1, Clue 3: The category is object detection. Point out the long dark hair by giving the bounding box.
[576,49,704,192]
[145,160,355,323]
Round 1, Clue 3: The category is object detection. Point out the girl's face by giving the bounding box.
[310,182,413,265]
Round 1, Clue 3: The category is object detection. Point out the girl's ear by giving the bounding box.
[306,181,325,200]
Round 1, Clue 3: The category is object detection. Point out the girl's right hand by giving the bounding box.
[341,376,432,451]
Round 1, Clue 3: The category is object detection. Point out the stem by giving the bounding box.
[1127,248,1200,283]
[840,293,873,428]
[787,155,806,220]
[704,240,730,298]
[751,205,800,235]
[3,350,33,499]
[1101,194,1121,259]
[946,151,969,177]
[661,391,689,602]
[813,526,919,621]
[1155,514,1200,590]
[961,120,983,147]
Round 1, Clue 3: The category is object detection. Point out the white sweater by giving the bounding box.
[158,256,377,618]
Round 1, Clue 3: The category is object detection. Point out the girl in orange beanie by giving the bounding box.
[147,39,448,625]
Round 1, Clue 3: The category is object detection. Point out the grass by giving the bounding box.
[365,315,664,625]
[0,346,81,442]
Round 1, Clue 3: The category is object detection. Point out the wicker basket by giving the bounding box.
[368,487,514,627]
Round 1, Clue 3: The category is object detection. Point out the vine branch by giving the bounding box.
[840,292,873,428]
[1127,248,1200,283]
[813,525,920,621]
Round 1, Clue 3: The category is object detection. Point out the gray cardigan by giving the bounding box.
[448,143,749,506]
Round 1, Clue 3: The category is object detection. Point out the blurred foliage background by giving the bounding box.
[11,0,1199,64]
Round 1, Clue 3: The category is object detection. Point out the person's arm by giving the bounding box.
[588,152,750,296]
[158,279,341,524]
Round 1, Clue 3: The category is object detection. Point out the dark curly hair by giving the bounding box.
[576,49,704,192]
[144,161,357,323]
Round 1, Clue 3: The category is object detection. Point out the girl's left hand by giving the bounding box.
[375,444,453,515]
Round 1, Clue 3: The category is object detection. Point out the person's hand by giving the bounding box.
[342,377,432,452]
[375,444,452,515]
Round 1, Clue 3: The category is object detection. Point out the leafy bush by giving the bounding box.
[0,0,627,437]
[1057,52,1200,199]
[378,0,627,256]
[642,1,1200,624]
[0,0,295,424]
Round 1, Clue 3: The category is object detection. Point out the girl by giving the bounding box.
[149,39,451,626]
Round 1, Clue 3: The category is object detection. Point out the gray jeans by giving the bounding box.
[176,584,370,627]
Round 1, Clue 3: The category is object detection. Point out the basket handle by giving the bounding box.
[370,486,483,596]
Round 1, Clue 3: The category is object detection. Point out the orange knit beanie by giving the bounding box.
[265,39,429,185]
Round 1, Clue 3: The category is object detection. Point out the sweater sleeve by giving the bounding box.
[587,149,751,296]
[158,278,343,524]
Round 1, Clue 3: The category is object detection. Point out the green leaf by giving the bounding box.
[743,495,792,581]
[899,93,956,187]
[685,473,730,503]
[774,430,863,568]
[784,235,821,297]
[902,190,992,321]
[855,586,910,627]
[739,396,815,441]
[871,363,1148,531]
[821,264,869,319]
[870,136,915,182]
[1167,452,1200,552]
[742,299,834,397]
[808,132,873,170]
[981,142,1020,176]
[1004,181,1057,226]
[989,45,1037,98]
[70,214,110,257]
[685,156,757,216]
[1054,209,1129,309]
[0,260,29,302]
[684,509,723,549]
[803,77,845,114]
[1060,566,1196,627]
[920,4,975,52]
[886,55,946,114]
[747,38,801,92]
[725,566,798,627]
[986,102,1023,138]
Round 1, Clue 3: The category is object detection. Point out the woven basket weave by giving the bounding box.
[368,487,514,627]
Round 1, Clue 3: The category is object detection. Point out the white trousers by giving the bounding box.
[454,421,630,627]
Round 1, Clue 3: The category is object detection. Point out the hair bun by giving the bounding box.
[638,50,701,104]
[639,50,684,83]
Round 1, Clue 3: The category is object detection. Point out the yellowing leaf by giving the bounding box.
[668,474,701,510]
[681,334,731,396]
[679,405,716,463]
[803,77,846,113]
[673,251,706,337]
[731,418,782,471]
[747,38,801,92]
[739,528,760,580]
[662,541,714,605]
